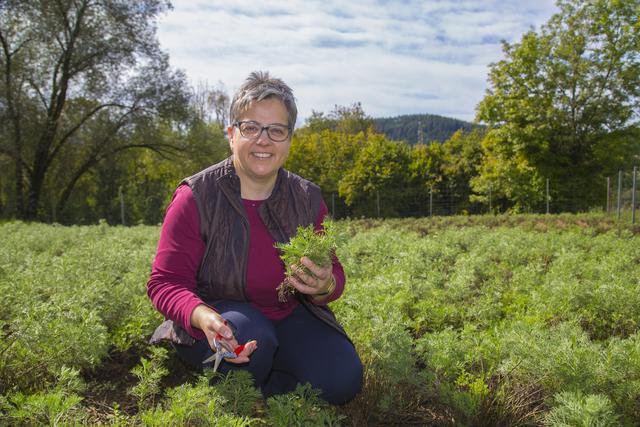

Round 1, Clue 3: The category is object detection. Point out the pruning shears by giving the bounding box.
[202,320,244,373]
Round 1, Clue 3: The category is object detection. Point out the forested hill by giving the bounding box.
[374,114,483,145]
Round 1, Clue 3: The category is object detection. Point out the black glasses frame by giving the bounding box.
[233,120,292,142]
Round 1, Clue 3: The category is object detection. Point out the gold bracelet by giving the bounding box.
[316,275,336,296]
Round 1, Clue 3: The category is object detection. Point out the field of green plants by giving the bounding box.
[1,214,639,426]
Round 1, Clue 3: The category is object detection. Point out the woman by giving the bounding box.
[147,71,362,405]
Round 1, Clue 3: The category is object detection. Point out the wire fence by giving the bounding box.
[71,167,639,226]
[606,168,638,222]
[329,167,639,224]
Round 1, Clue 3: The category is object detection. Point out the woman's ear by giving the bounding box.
[227,126,234,152]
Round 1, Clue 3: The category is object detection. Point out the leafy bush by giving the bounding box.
[138,375,257,426]
[265,383,345,426]
[544,391,620,427]
[2,215,639,424]
[211,370,263,416]
[130,346,170,410]
[2,367,87,425]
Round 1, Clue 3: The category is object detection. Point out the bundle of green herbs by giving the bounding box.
[275,219,338,302]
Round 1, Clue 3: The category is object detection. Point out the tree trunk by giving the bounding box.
[14,147,24,218]
[56,156,100,218]
[25,166,45,221]
[24,128,57,220]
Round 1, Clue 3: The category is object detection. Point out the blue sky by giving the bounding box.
[157,0,559,124]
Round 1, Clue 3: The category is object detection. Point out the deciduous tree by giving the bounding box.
[0,0,190,220]
[339,132,412,217]
[476,0,640,211]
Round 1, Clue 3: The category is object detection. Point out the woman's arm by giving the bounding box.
[146,185,207,339]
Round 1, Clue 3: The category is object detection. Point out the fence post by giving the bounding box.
[617,170,622,221]
[429,187,433,217]
[331,192,335,217]
[376,191,380,218]
[606,177,610,214]
[488,187,492,213]
[119,185,125,226]
[633,166,637,224]
[546,178,550,214]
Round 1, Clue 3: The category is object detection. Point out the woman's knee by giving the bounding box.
[212,301,279,383]
[212,301,277,347]
[315,354,363,405]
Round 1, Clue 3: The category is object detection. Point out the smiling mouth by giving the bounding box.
[252,152,272,158]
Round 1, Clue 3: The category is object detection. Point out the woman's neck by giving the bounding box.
[239,175,277,200]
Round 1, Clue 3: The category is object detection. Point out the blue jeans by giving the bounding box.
[173,301,363,405]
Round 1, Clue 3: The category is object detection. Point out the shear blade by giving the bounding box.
[202,353,217,365]
[213,353,223,373]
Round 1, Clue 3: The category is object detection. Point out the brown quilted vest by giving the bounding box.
[150,156,348,345]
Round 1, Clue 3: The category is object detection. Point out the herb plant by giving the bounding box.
[275,219,338,302]
[3,214,640,425]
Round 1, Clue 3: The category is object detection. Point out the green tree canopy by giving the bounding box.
[475,0,640,212]
[339,132,412,217]
[303,102,374,135]
[0,0,190,221]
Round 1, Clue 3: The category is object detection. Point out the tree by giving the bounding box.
[437,129,486,214]
[192,80,229,128]
[303,102,374,135]
[0,0,190,221]
[287,129,365,194]
[406,142,443,215]
[57,118,228,225]
[339,132,412,217]
[286,104,374,217]
[475,0,640,212]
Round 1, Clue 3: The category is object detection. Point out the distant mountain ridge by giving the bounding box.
[373,113,483,145]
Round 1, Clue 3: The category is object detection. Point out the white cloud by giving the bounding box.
[157,0,558,123]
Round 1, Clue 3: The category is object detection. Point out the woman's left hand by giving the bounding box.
[287,256,333,297]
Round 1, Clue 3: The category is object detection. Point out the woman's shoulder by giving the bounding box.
[168,185,198,216]
[183,157,234,186]
[281,168,321,193]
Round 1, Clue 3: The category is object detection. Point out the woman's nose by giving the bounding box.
[255,128,272,144]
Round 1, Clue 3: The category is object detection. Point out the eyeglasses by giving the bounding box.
[233,120,291,142]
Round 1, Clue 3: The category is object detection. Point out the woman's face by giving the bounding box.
[228,97,291,190]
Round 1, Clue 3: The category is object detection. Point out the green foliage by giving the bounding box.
[3,367,87,426]
[0,0,191,221]
[338,132,413,216]
[303,102,374,135]
[289,111,490,218]
[211,370,263,416]
[338,217,640,425]
[275,219,338,302]
[265,383,345,426]
[138,375,258,426]
[130,346,170,410]
[544,391,621,427]
[287,128,364,196]
[437,128,487,214]
[2,216,640,424]
[0,222,162,390]
[475,0,640,212]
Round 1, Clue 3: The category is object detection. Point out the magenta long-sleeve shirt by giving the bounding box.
[147,185,345,340]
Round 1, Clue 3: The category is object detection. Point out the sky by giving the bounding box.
[157,0,559,125]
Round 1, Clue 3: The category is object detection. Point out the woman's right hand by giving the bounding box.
[190,304,257,363]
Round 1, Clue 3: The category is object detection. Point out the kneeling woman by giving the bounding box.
[147,71,362,405]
